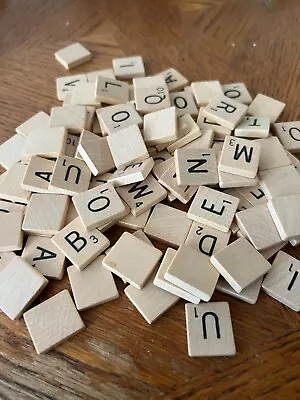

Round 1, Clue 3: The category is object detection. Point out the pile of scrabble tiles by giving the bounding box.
[0,42,299,357]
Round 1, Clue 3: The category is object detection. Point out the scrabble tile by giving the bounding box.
[0,210,24,251]
[153,150,172,164]
[160,68,188,92]
[117,173,167,216]
[235,183,267,206]
[56,74,87,100]
[103,232,162,289]
[191,81,223,107]
[218,170,258,189]
[267,194,300,240]
[65,133,80,157]
[222,82,252,104]
[259,165,300,199]
[118,209,151,230]
[0,133,27,170]
[23,127,67,161]
[0,163,31,204]
[22,193,69,236]
[185,221,230,257]
[95,76,129,105]
[217,276,262,304]
[113,56,145,79]
[153,248,200,304]
[96,103,142,135]
[132,229,153,246]
[197,112,231,140]
[234,116,270,138]
[76,131,114,176]
[0,256,48,320]
[188,186,239,232]
[143,107,177,146]
[0,252,16,273]
[247,93,285,123]
[144,203,192,248]
[152,158,174,180]
[257,137,291,171]
[181,129,214,151]
[0,200,25,214]
[185,302,236,357]
[134,75,171,114]
[49,155,91,195]
[52,217,110,270]
[67,255,119,311]
[223,188,252,211]
[170,91,198,118]
[72,183,126,230]
[70,82,100,106]
[273,121,300,153]
[165,244,219,301]
[24,290,84,354]
[167,115,202,154]
[86,69,115,82]
[22,157,56,193]
[107,125,149,169]
[202,95,248,130]
[260,242,286,260]
[49,106,87,134]
[22,236,66,280]
[108,158,154,187]
[55,42,91,69]
[262,251,300,311]
[16,111,50,138]
[210,237,272,292]
[286,150,300,174]
[174,148,218,186]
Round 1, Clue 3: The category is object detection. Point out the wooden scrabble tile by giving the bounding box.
[167,115,202,154]
[0,163,31,204]
[70,82,100,106]
[235,183,267,206]
[160,68,189,92]
[117,173,167,216]
[165,244,219,301]
[153,150,172,164]
[185,302,236,357]
[0,200,25,214]
[134,75,171,114]
[117,209,151,231]
[247,93,285,123]
[152,158,174,180]
[96,103,142,135]
[218,170,258,189]
[219,136,260,178]
[52,217,110,270]
[56,74,87,100]
[22,236,66,280]
[113,56,145,79]
[65,133,80,157]
[273,121,300,153]
[132,229,153,246]
[191,81,223,107]
[72,183,126,230]
[95,76,129,105]
[181,129,214,151]
[267,194,300,240]
[170,91,198,118]
[92,116,102,135]
[0,256,48,320]
[217,276,262,304]
[49,155,91,195]
[22,193,69,236]
[185,221,230,257]
[188,186,239,232]
[49,106,87,134]
[143,107,177,146]
[234,116,270,138]
[262,251,300,311]
[259,165,300,199]
[210,237,272,292]
[201,95,248,130]
[0,252,16,273]
[286,150,300,174]
[260,242,287,260]
[0,133,27,170]
[222,82,252,104]
[174,148,218,186]
[223,188,252,211]
[257,137,291,171]
[22,157,55,193]
[64,202,78,225]
[24,290,84,354]
[103,231,162,289]
[108,158,154,187]
[0,210,24,251]
[197,112,231,140]
[55,43,91,69]
[107,125,149,169]
[16,111,50,138]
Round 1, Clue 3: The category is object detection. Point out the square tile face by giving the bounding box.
[102,232,162,289]
[16,111,50,138]
[143,107,177,146]
[23,128,67,161]
[134,75,171,114]
[259,165,300,199]
[247,93,285,123]
[49,106,87,134]
[55,42,92,69]
[22,156,56,193]
[0,210,24,252]
[24,290,85,354]
[191,80,223,107]
[216,276,263,305]
[0,133,27,170]
[210,237,272,292]
[0,256,48,320]
[170,91,198,118]
[273,121,300,153]
[113,56,145,79]
[257,137,291,171]
[222,82,252,105]
[0,163,31,204]
[160,68,188,92]
[96,103,142,135]
[234,116,270,138]
[185,302,236,357]
[95,76,129,105]
[56,74,87,101]
[262,251,300,311]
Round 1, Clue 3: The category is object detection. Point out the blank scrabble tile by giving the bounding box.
[234,116,270,138]
[219,136,260,179]
[49,106,87,134]
[0,163,31,204]
[222,82,252,105]
[96,103,142,135]
[65,133,80,157]
[24,290,84,354]
[236,183,267,206]
[267,194,300,240]
[70,82,100,106]
[0,133,27,170]
[22,236,66,280]
[182,130,214,151]
[191,81,223,107]
[219,170,258,189]
[0,252,16,273]
[167,115,202,154]
[211,237,272,292]
[107,125,149,169]
[257,137,291,171]
[217,276,262,304]
[160,68,189,92]
[188,186,239,232]
[144,203,192,248]
[262,251,300,311]
[247,93,285,123]
[143,107,177,146]
[134,75,171,114]
[56,74,87,100]
[72,183,126,230]
[152,158,174,180]
[0,256,48,320]
[0,210,24,251]
[103,232,162,289]
[197,112,231,139]
[95,76,129,105]
[113,56,145,79]
[117,208,150,230]
[117,173,167,216]
[235,205,283,251]
[86,69,115,82]
[108,158,154,187]
[22,193,69,236]
[165,244,219,301]
[186,302,236,357]
[170,91,198,118]
[16,111,50,138]
[55,43,91,69]
[174,148,218,186]
[23,128,67,161]
[67,256,119,311]
[49,155,91,195]
[22,157,56,193]
[273,121,300,153]
[259,165,300,199]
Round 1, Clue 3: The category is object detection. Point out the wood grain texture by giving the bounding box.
[1,0,300,397]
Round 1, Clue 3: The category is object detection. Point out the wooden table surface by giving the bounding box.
[1,0,300,398]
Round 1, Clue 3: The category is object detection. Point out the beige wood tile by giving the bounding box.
[222,82,252,105]
[273,121,300,153]
[117,208,150,230]
[165,244,219,301]
[155,114,192,152]
[24,290,84,354]
[92,116,102,135]
[22,157,56,193]
[113,56,145,79]
[103,231,162,289]
[16,111,50,138]
[188,186,239,232]
[286,151,300,175]
[69,82,100,106]
[218,170,258,189]
[234,116,270,138]
[153,150,172,164]
[217,276,262,304]
[0,256,48,320]
[49,105,87,134]
[260,242,287,260]
[223,188,252,211]
[0,252,16,273]
[181,129,214,150]
[191,81,223,107]
[210,237,272,292]
[64,202,78,225]
[160,68,188,92]
[108,158,154,187]
[65,133,80,157]
[89,172,114,189]
[236,183,267,206]
[0,200,26,214]
[197,112,231,140]
[147,146,157,157]
[170,91,198,118]
[185,302,236,357]
[247,93,285,123]
[95,76,129,105]
[55,42,91,69]
[259,165,300,199]
[152,158,174,180]
[143,107,177,146]
[56,74,87,100]
[86,69,115,82]
[167,115,202,154]
[131,229,152,247]
[134,75,171,114]
[85,106,95,131]
[0,133,27,170]
[257,137,291,171]
[0,210,24,251]
[0,163,31,204]
[96,103,142,135]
